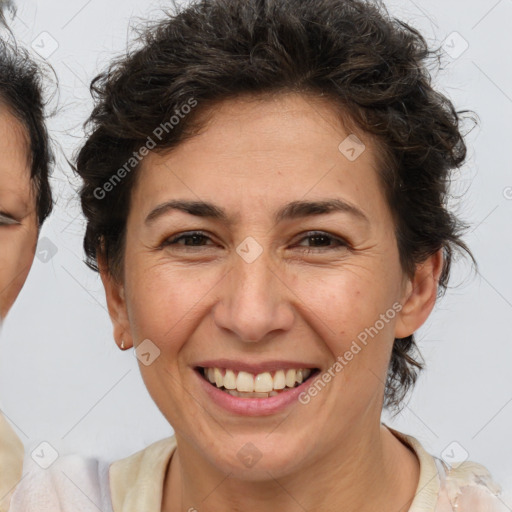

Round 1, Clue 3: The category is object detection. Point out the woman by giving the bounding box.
[0,30,53,512]
[10,0,511,510]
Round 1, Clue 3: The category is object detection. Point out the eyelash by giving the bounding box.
[0,212,20,226]
[161,230,348,253]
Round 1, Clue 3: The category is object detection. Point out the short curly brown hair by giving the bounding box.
[0,39,54,226]
[75,0,475,412]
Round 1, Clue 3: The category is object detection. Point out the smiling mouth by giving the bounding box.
[196,366,320,398]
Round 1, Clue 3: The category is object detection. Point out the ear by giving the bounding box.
[98,253,134,350]
[394,249,444,339]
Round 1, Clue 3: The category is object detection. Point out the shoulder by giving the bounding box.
[9,436,178,512]
[383,424,512,512]
[438,460,512,511]
[110,435,177,481]
[0,413,24,512]
[0,414,24,512]
[109,435,177,512]
[9,452,113,512]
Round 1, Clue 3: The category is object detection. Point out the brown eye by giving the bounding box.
[294,231,348,253]
[161,231,215,249]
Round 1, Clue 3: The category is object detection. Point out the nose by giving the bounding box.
[212,247,295,343]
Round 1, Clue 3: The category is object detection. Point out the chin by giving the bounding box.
[202,435,308,481]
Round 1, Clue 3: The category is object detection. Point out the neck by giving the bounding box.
[163,422,420,512]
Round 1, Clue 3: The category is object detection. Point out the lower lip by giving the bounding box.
[194,368,319,416]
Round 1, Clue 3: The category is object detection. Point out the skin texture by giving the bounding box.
[0,107,38,321]
[101,92,443,512]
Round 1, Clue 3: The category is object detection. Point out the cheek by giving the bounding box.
[297,267,399,336]
[125,259,217,346]
[0,228,37,317]
[290,265,401,401]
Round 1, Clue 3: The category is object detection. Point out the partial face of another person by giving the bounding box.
[0,107,38,320]
[102,92,440,479]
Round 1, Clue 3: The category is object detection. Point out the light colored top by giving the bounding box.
[9,451,112,512]
[9,423,512,511]
[0,413,23,512]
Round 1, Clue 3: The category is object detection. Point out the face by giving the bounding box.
[0,107,38,321]
[103,92,440,480]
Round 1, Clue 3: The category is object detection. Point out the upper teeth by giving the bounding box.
[204,368,313,393]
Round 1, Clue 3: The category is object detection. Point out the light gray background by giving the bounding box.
[1,0,511,489]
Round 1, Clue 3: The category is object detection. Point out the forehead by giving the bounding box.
[0,106,33,207]
[133,92,388,221]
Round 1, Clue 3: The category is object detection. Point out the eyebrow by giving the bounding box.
[145,198,370,226]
